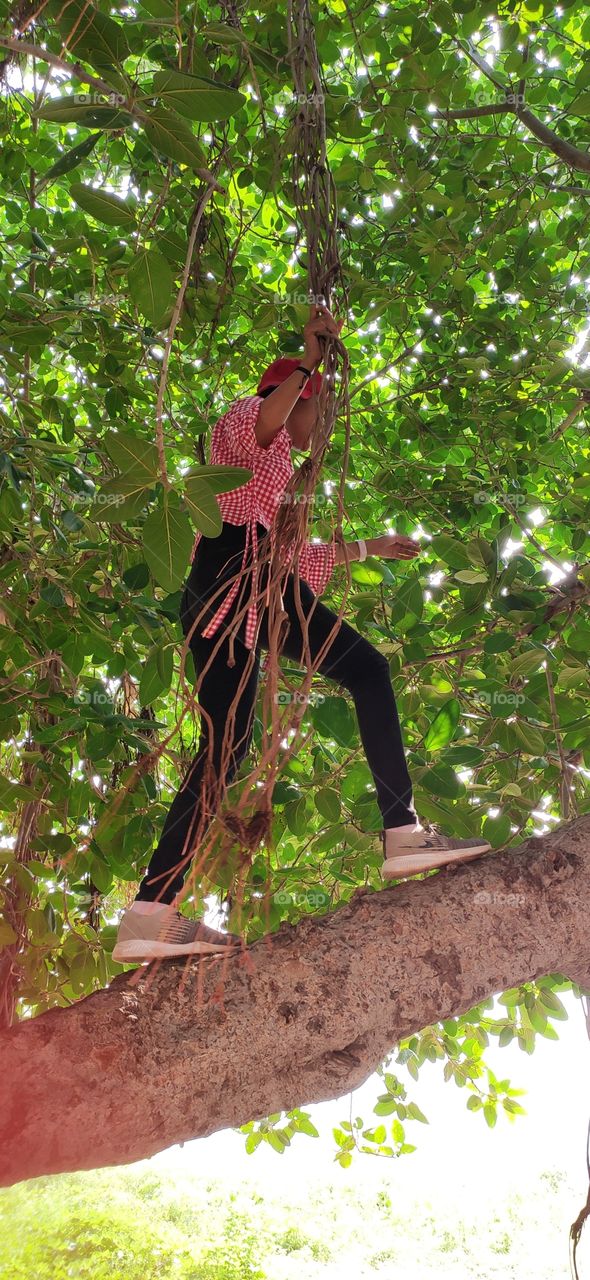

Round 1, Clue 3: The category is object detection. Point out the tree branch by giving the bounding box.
[1,815,589,1186]
[429,37,590,173]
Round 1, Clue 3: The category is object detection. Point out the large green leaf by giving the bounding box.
[183,476,223,536]
[149,70,246,121]
[419,764,465,800]
[184,464,253,494]
[69,183,136,227]
[423,698,461,752]
[44,133,101,179]
[141,105,208,169]
[103,431,160,481]
[142,491,195,591]
[34,100,132,127]
[391,575,424,630]
[45,0,130,69]
[89,476,153,522]
[310,696,356,748]
[128,249,174,327]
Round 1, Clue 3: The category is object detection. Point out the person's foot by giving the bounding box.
[380,824,492,881]
[112,902,241,963]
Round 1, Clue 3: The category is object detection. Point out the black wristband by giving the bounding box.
[295,364,313,379]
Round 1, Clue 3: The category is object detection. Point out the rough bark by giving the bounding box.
[1,816,590,1188]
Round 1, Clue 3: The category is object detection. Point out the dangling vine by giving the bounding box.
[149,0,360,943]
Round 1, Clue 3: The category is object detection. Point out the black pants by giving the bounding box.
[137,521,416,903]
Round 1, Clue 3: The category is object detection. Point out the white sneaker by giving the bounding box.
[112,902,241,963]
[381,824,492,881]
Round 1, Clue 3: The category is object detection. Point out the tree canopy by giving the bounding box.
[1,0,590,1172]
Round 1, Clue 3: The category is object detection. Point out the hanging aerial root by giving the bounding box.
[222,806,273,853]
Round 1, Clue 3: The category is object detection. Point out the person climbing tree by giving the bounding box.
[113,304,491,964]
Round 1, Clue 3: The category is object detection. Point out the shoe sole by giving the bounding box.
[381,843,491,880]
[112,939,241,962]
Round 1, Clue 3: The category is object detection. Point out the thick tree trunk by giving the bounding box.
[1,816,589,1187]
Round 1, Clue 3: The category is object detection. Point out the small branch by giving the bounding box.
[432,37,590,174]
[0,36,117,98]
[545,662,573,821]
[517,104,590,174]
[431,103,512,121]
[550,396,587,441]
[550,185,590,197]
[154,183,220,487]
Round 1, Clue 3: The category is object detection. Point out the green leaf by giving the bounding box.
[266,1130,287,1154]
[150,70,246,121]
[44,132,101,179]
[245,1132,262,1154]
[311,695,357,748]
[419,764,465,799]
[128,249,174,327]
[45,0,130,69]
[391,575,424,630]
[89,854,114,895]
[141,105,208,170]
[140,644,173,704]
[482,812,512,848]
[0,776,39,808]
[184,464,253,495]
[90,477,152,522]
[510,721,546,756]
[483,1102,497,1129]
[35,99,132,127]
[142,491,195,592]
[183,476,223,536]
[455,569,489,585]
[69,183,136,227]
[103,431,160,482]
[314,787,341,821]
[406,1102,428,1124]
[431,534,472,570]
[374,1098,398,1116]
[509,649,546,678]
[538,988,568,1019]
[423,698,460,752]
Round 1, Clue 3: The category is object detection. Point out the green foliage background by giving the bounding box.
[0,1160,581,1279]
[1,0,590,1143]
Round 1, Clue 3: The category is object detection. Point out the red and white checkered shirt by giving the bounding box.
[191,396,336,659]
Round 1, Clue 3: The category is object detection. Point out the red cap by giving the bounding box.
[257,357,322,400]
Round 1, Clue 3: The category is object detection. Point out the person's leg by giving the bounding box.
[135,588,260,905]
[113,526,263,960]
[135,643,259,907]
[258,571,491,877]
[259,573,416,828]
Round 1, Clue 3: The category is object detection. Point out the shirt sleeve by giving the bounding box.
[297,539,337,597]
[223,395,281,462]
